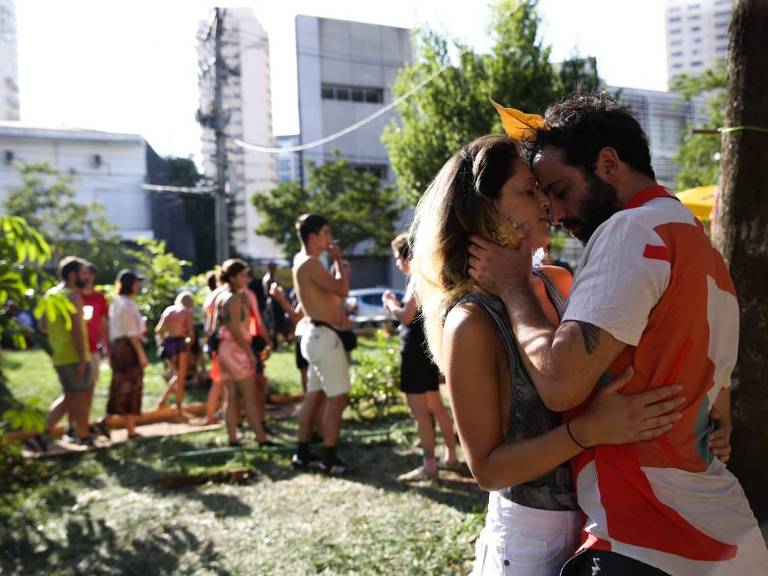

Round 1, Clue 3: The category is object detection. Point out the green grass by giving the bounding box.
[1,343,310,419]
[1,334,486,575]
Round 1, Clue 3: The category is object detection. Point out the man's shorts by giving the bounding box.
[300,324,350,398]
[55,362,93,393]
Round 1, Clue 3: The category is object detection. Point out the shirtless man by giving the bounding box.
[155,292,195,417]
[291,213,351,475]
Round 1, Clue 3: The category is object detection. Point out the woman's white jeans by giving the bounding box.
[471,492,583,576]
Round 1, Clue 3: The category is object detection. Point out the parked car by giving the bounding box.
[346,287,405,330]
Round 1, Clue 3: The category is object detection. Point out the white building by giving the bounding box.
[0,122,153,240]
[0,0,20,120]
[198,8,279,261]
[665,0,732,85]
[295,15,412,184]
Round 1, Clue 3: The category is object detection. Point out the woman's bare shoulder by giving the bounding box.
[444,301,497,345]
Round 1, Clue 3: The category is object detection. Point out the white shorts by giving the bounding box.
[300,324,351,398]
[471,492,582,576]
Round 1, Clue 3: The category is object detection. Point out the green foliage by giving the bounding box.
[0,215,69,478]
[0,215,73,349]
[383,0,602,205]
[348,333,401,419]
[2,162,132,281]
[671,61,726,190]
[128,239,190,336]
[165,156,203,188]
[253,153,403,256]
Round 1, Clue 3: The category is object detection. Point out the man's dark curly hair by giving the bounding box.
[526,92,655,180]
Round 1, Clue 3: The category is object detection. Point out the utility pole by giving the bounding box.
[213,7,229,264]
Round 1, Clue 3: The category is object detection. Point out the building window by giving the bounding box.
[688,3,700,8]
[669,16,681,23]
[716,34,728,40]
[690,26,701,32]
[671,39,683,46]
[672,63,684,69]
[716,21,728,28]
[693,37,702,43]
[688,14,701,20]
[321,83,384,104]
[716,45,728,53]
[669,28,682,34]
[715,10,731,17]
[671,51,684,57]
[691,60,704,66]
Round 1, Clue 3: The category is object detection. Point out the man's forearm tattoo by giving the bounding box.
[577,321,601,354]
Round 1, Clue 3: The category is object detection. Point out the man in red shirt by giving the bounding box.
[81,262,109,434]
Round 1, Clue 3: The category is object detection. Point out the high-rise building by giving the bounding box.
[198,8,279,261]
[295,15,412,186]
[0,0,20,120]
[665,0,733,85]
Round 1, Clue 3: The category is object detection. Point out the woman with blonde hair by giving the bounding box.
[410,134,684,574]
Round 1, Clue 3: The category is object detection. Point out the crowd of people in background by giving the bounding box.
[24,220,455,485]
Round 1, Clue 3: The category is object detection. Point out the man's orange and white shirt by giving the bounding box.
[562,186,768,575]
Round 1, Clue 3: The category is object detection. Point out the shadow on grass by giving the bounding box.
[249,412,486,515]
[0,511,232,576]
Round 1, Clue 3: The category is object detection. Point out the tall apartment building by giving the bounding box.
[665,0,733,85]
[295,15,412,185]
[0,0,20,120]
[198,8,280,261]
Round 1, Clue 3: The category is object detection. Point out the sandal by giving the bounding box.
[397,466,438,483]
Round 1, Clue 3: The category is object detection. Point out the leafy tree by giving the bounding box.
[1,215,69,468]
[671,62,726,190]
[383,0,601,205]
[165,156,204,188]
[2,163,129,281]
[128,239,190,337]
[252,155,403,257]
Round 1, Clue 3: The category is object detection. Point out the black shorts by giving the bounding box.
[399,349,439,394]
[295,336,308,370]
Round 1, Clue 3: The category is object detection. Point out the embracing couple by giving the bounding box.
[409,93,768,575]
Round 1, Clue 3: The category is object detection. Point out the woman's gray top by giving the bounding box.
[457,269,578,511]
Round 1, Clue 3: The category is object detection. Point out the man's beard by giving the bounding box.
[561,175,622,244]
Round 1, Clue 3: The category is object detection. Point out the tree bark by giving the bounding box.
[712,0,768,523]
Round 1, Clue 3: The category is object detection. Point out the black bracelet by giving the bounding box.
[566,420,590,451]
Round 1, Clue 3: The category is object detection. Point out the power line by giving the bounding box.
[235,66,447,154]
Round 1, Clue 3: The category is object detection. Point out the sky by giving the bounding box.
[15,0,668,162]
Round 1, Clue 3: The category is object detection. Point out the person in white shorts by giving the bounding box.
[291,213,352,475]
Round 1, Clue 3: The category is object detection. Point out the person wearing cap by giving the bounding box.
[104,269,147,439]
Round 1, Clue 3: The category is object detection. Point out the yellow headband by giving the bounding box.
[490,98,546,141]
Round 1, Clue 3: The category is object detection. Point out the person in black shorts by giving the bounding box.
[383,233,460,482]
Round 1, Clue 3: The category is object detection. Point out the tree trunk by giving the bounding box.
[712,0,768,523]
